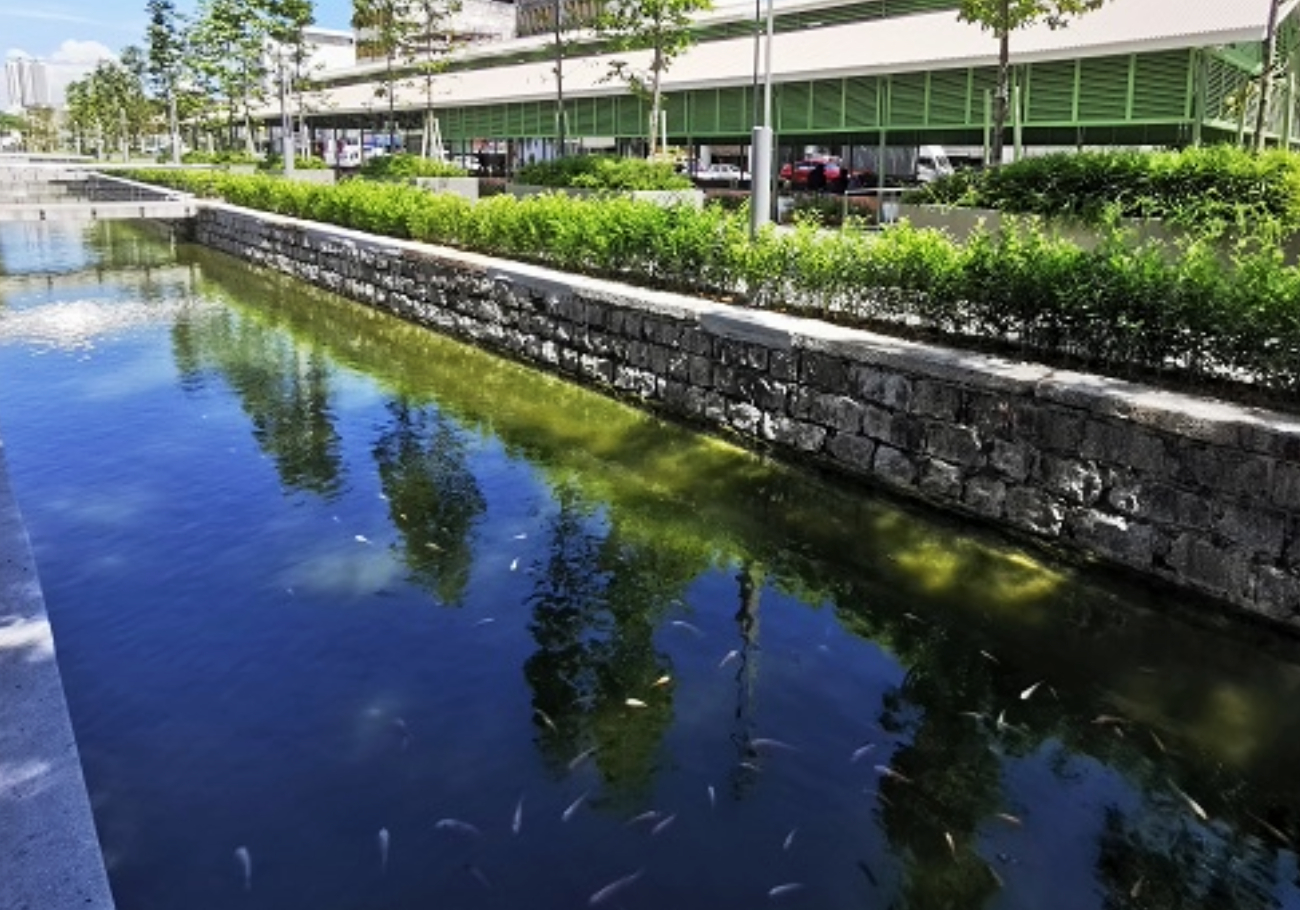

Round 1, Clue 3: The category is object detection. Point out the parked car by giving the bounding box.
[779,157,847,193]
[691,162,750,186]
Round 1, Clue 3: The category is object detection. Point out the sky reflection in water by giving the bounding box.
[2,221,1300,910]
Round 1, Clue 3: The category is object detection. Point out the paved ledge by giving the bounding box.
[0,435,115,910]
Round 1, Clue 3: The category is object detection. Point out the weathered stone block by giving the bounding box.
[1181,445,1273,498]
[924,423,982,467]
[752,378,788,414]
[1215,505,1287,559]
[911,380,963,421]
[1271,462,1300,511]
[827,433,875,471]
[1016,402,1086,453]
[802,351,851,391]
[850,365,913,410]
[1251,566,1300,622]
[1039,455,1103,506]
[874,445,918,487]
[919,459,963,500]
[862,406,924,452]
[989,439,1033,483]
[963,476,1007,518]
[965,392,1019,441]
[1005,486,1065,536]
[809,394,865,434]
[727,401,763,436]
[1167,534,1252,602]
[763,415,827,452]
[769,349,798,382]
[1067,510,1156,569]
[688,355,712,387]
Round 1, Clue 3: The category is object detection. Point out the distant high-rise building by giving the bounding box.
[515,0,603,37]
[5,56,51,109]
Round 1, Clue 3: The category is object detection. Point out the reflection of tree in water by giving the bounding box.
[873,610,1003,910]
[372,399,485,606]
[171,310,344,499]
[524,484,688,805]
[728,560,763,800]
[1097,805,1285,910]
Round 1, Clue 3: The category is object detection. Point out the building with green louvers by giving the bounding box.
[286,0,1300,156]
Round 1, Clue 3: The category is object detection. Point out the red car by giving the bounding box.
[779,157,847,192]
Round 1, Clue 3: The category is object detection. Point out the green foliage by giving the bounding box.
[911,146,1300,241]
[515,156,692,191]
[359,153,468,179]
[127,169,1300,397]
[957,0,1108,33]
[182,150,260,165]
[259,153,331,171]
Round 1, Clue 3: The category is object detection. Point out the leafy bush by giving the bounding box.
[124,168,1300,397]
[181,150,260,166]
[259,154,330,171]
[909,146,1300,241]
[514,156,692,191]
[359,153,467,180]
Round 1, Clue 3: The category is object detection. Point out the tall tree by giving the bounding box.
[351,0,420,150]
[1253,0,1283,152]
[595,0,712,158]
[958,0,1109,167]
[146,0,186,163]
[264,0,316,167]
[190,0,271,154]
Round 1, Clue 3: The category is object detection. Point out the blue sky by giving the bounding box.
[1,0,354,106]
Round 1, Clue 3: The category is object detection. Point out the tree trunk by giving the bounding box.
[387,55,396,150]
[553,0,566,157]
[168,90,181,164]
[649,45,664,158]
[991,7,1010,167]
[1254,0,1282,152]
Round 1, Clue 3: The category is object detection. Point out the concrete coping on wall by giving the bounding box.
[0,435,116,909]
[202,200,1300,458]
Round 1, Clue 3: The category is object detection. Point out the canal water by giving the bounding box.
[2,221,1299,910]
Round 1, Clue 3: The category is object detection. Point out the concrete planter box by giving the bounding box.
[413,176,479,201]
[506,184,704,209]
[897,203,1300,264]
[224,164,258,175]
[282,169,336,185]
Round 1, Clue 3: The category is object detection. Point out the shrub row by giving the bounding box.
[909,146,1300,241]
[514,155,693,191]
[128,169,1300,397]
[259,154,331,171]
[180,150,260,166]
[359,153,468,180]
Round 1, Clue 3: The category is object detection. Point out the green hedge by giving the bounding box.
[514,156,693,191]
[358,153,467,180]
[181,150,260,166]
[128,169,1300,397]
[259,154,331,171]
[909,146,1300,241]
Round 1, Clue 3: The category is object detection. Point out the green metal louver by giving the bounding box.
[1132,51,1191,121]
[927,70,969,126]
[844,76,880,128]
[889,73,927,126]
[1025,60,1075,123]
[778,82,813,131]
[1077,57,1129,121]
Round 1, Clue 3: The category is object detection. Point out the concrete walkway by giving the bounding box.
[0,434,115,909]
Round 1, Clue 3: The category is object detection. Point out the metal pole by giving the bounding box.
[281,53,295,175]
[749,0,776,238]
[554,0,566,157]
[983,89,991,165]
[1012,82,1023,162]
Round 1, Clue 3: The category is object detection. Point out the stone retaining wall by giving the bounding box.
[194,203,1300,626]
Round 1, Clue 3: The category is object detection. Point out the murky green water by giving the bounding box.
[2,220,1299,910]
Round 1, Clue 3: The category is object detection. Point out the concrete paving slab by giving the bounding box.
[0,434,115,910]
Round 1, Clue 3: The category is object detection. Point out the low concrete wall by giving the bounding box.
[0,435,116,909]
[413,176,479,201]
[194,203,1300,625]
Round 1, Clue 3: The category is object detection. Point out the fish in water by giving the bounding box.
[945,831,956,858]
[563,790,590,822]
[718,649,740,669]
[707,784,716,809]
[466,863,493,890]
[783,828,797,851]
[995,812,1023,826]
[568,747,597,771]
[535,708,558,732]
[378,828,390,875]
[625,810,661,827]
[850,743,877,763]
[234,845,252,892]
[354,534,370,544]
[392,717,410,751]
[874,764,912,784]
[510,558,519,571]
[1168,780,1209,821]
[512,796,524,835]
[652,675,672,688]
[768,883,804,899]
[979,649,999,663]
[670,620,703,637]
[1020,681,1044,701]
[513,533,527,540]
[857,861,879,887]
[434,818,482,837]
[589,868,644,906]
[752,737,799,753]
[625,698,648,708]
[651,813,677,836]
[474,617,496,627]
